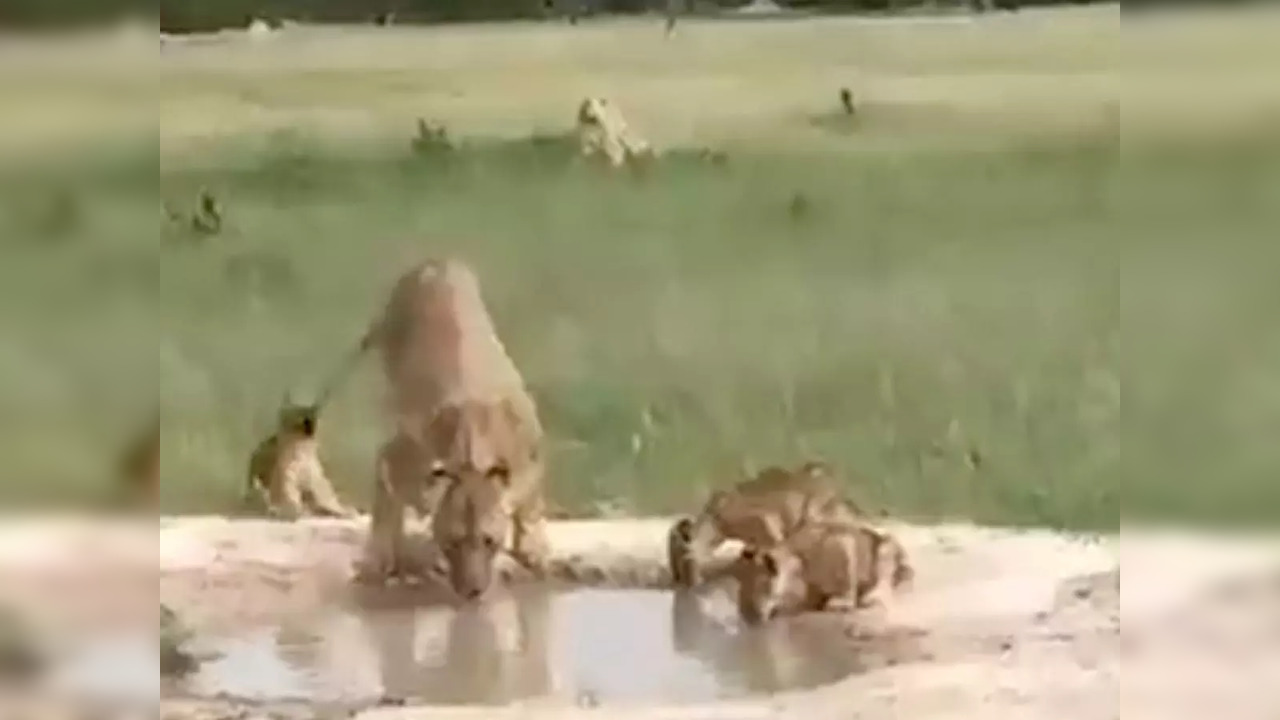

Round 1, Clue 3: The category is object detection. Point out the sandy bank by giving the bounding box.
[0,516,1275,719]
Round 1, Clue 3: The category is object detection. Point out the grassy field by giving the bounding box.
[1,7,1278,528]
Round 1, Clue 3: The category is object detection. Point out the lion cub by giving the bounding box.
[576,97,654,169]
[667,461,867,588]
[245,400,354,519]
[734,522,914,625]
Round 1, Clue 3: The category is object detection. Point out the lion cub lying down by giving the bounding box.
[734,522,914,625]
[667,461,868,588]
[245,400,355,519]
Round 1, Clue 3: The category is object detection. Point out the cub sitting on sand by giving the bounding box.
[245,399,355,519]
[667,461,868,588]
[734,522,914,625]
[349,258,549,599]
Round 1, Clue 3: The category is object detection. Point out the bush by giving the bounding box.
[0,0,140,28]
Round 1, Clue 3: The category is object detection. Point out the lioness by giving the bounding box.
[245,400,354,519]
[667,461,867,588]
[734,522,914,626]
[345,258,548,598]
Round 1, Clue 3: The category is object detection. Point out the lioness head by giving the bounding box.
[427,399,525,601]
[734,545,801,626]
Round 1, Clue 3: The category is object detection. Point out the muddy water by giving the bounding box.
[57,586,928,707]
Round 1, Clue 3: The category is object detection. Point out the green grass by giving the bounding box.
[1,9,1278,530]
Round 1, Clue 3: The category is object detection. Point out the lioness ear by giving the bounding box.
[496,397,529,435]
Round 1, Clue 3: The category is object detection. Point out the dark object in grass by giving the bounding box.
[192,188,223,236]
[839,87,856,117]
[788,192,811,221]
[117,410,161,508]
[411,118,453,157]
[699,147,729,168]
[162,189,223,241]
[43,187,81,239]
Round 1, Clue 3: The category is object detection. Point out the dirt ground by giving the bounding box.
[1,516,1277,720]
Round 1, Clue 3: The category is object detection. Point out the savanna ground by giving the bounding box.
[0,4,1278,719]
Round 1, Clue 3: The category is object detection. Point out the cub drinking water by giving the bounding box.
[733,522,914,625]
[667,461,868,587]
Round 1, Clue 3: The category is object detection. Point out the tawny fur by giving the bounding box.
[734,522,914,625]
[358,428,445,583]
[354,258,541,436]
[668,460,867,588]
[426,397,549,600]
[351,258,548,597]
[245,402,354,519]
[575,97,654,169]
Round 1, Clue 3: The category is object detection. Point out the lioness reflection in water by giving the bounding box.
[357,586,553,704]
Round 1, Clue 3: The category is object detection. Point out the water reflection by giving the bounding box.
[670,585,930,694]
[139,586,922,705]
[359,586,553,704]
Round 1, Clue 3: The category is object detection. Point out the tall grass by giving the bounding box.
[3,127,1276,529]
[2,10,1277,529]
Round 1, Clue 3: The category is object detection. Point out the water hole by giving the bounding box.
[49,585,930,707]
